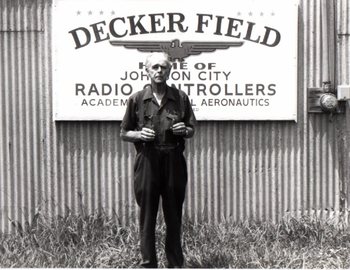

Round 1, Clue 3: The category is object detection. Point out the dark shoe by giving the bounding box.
[139,260,158,268]
[167,265,182,268]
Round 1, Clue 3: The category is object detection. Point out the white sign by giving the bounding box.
[53,0,298,121]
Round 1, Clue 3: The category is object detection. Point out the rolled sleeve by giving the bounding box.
[183,95,197,128]
[121,96,138,131]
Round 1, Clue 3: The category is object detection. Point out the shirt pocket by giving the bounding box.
[143,113,154,129]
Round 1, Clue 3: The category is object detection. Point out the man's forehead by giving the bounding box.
[151,60,168,67]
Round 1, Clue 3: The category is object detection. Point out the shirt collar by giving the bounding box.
[142,84,176,101]
[142,85,153,101]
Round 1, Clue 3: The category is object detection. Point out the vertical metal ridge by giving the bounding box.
[300,0,309,219]
[0,0,4,231]
[337,0,350,222]
[256,123,264,221]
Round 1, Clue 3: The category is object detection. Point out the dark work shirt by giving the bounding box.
[121,85,196,148]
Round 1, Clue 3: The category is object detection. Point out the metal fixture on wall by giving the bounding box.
[308,0,346,113]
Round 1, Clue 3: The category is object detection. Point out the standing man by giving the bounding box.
[120,52,196,268]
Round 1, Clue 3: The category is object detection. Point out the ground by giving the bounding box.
[1,213,350,268]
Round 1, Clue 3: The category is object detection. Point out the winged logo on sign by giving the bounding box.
[110,39,244,61]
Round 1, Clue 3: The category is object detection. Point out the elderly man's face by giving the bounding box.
[146,54,171,84]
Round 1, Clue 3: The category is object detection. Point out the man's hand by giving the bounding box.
[171,122,187,136]
[120,128,155,142]
[140,127,156,141]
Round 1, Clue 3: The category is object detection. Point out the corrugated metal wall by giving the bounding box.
[0,0,350,233]
[337,0,350,223]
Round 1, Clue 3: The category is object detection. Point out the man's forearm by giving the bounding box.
[120,129,142,142]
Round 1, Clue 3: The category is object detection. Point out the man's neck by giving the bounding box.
[151,82,167,96]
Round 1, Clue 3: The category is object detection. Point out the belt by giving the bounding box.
[143,142,179,150]
[153,145,178,150]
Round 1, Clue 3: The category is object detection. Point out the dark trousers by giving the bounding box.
[134,145,187,268]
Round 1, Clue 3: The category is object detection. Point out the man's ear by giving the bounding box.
[166,65,172,79]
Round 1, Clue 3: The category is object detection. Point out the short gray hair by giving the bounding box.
[145,52,172,69]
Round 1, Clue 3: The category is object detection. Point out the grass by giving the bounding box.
[1,212,350,268]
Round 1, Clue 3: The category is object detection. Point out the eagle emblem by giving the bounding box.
[110,39,244,61]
